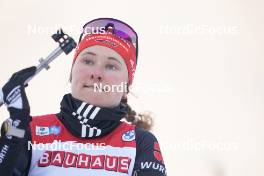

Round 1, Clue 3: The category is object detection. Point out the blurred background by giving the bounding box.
[0,0,264,175]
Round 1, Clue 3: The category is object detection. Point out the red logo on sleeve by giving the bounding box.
[153,142,164,164]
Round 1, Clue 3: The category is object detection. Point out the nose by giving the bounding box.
[89,68,103,82]
[91,74,102,81]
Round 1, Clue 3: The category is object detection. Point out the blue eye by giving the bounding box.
[106,64,118,70]
[83,58,94,65]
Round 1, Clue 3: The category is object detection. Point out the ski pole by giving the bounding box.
[0,29,77,107]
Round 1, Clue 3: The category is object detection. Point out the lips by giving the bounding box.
[83,85,93,88]
[83,84,105,92]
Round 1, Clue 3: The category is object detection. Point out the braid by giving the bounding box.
[121,97,153,131]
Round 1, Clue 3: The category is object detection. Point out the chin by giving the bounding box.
[74,89,120,108]
[82,93,108,107]
[86,96,120,108]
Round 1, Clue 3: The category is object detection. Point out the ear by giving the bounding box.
[69,73,72,83]
[69,67,73,83]
[122,92,128,99]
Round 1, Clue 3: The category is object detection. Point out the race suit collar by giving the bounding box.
[58,93,127,138]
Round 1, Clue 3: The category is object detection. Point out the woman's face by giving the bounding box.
[71,45,128,108]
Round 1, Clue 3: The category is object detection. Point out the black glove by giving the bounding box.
[2,66,36,125]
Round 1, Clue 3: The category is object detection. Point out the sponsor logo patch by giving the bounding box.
[38,150,131,174]
[36,126,61,136]
[122,130,135,142]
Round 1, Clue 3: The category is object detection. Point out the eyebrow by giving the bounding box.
[81,51,96,56]
[108,57,122,65]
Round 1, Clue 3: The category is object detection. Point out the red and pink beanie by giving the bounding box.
[72,33,137,85]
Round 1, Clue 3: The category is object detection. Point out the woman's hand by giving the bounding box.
[2,66,36,118]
